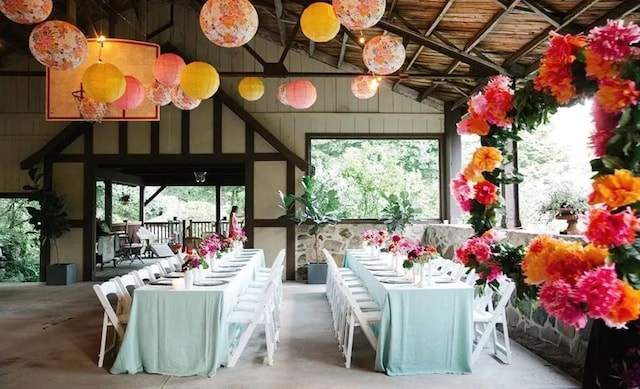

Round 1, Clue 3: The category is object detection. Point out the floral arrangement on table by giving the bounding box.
[450,19,640,330]
[181,252,201,272]
[387,234,412,255]
[229,226,247,242]
[199,233,221,258]
[403,244,439,269]
[218,236,235,256]
[361,229,388,248]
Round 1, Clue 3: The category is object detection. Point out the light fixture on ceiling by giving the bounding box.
[194,171,207,183]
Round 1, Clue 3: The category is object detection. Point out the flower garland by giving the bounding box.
[451,19,640,329]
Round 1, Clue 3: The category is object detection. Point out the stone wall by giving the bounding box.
[424,224,590,366]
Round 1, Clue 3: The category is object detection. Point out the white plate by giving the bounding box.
[372,271,402,277]
[434,276,456,283]
[379,278,413,284]
[193,280,228,286]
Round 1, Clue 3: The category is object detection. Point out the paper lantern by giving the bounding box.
[301,3,340,43]
[0,0,52,24]
[238,77,264,101]
[333,0,385,30]
[362,35,406,75]
[286,79,317,109]
[146,81,172,106]
[113,76,145,110]
[171,86,201,110]
[199,0,258,48]
[78,98,108,123]
[29,21,88,70]
[351,76,378,99]
[277,84,289,106]
[152,53,185,87]
[179,61,219,100]
[82,62,126,103]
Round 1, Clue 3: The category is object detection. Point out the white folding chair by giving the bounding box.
[471,277,516,365]
[147,262,166,279]
[226,281,278,367]
[132,267,155,284]
[113,273,142,309]
[92,280,129,368]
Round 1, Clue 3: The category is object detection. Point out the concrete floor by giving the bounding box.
[0,282,580,389]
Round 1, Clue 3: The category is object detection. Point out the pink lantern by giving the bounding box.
[0,0,52,24]
[351,76,378,99]
[199,0,258,48]
[152,53,186,87]
[146,81,172,106]
[29,21,88,70]
[78,97,108,123]
[362,35,406,75]
[113,76,145,110]
[333,0,385,31]
[171,86,201,110]
[285,79,317,110]
[277,84,289,106]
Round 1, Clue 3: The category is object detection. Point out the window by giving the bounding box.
[309,136,442,219]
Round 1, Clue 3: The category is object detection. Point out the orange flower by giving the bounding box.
[466,114,490,136]
[522,235,557,284]
[545,241,593,284]
[595,78,640,114]
[471,147,503,173]
[589,169,640,209]
[582,244,608,267]
[607,281,640,325]
[584,49,618,80]
[463,163,482,182]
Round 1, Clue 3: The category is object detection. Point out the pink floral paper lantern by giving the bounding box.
[78,97,108,123]
[29,20,88,70]
[351,75,378,99]
[152,53,185,87]
[199,0,258,48]
[113,76,145,110]
[285,79,317,110]
[277,84,289,106]
[146,81,172,106]
[362,35,406,75]
[333,0,385,31]
[171,86,201,110]
[0,0,52,24]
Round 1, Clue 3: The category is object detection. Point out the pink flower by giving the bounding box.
[468,93,487,116]
[480,264,503,282]
[451,172,473,211]
[539,280,588,329]
[590,99,619,157]
[588,20,640,62]
[584,205,640,248]
[483,75,514,127]
[455,236,492,267]
[456,117,472,135]
[482,229,506,244]
[574,264,622,318]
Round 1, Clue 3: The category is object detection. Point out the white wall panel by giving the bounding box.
[221,106,245,153]
[52,163,83,219]
[128,121,151,154]
[254,227,286,269]
[190,99,213,154]
[55,228,83,281]
[254,161,286,219]
[159,105,181,154]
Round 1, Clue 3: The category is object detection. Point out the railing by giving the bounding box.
[189,220,214,238]
[143,221,183,243]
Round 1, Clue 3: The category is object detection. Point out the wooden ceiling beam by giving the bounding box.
[503,0,600,68]
[492,0,562,27]
[214,70,487,79]
[403,0,455,72]
[243,43,267,67]
[465,0,521,52]
[585,0,640,30]
[337,32,349,68]
[273,0,288,45]
[278,18,300,64]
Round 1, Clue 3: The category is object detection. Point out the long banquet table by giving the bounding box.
[344,249,474,375]
[110,249,265,377]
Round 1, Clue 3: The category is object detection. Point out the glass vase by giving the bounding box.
[184,269,194,289]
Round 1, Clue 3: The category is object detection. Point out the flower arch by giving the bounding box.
[451,19,640,330]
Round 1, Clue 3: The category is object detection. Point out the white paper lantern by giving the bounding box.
[362,35,406,75]
[277,84,289,106]
[199,0,258,48]
[78,98,108,122]
[147,81,172,106]
[0,0,52,24]
[171,86,201,110]
[351,75,378,99]
[333,0,385,31]
[29,20,88,70]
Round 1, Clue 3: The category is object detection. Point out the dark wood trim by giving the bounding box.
[0,192,34,198]
[21,122,91,169]
[83,162,96,282]
[84,122,93,155]
[254,153,286,161]
[95,168,145,186]
[181,110,190,155]
[144,185,166,206]
[337,32,348,68]
[40,158,52,281]
[286,161,295,280]
[245,123,255,248]
[253,219,285,227]
[69,219,84,228]
[50,155,85,162]
[215,185,221,233]
[243,44,267,66]
[118,121,128,155]
[150,121,159,155]
[90,154,250,165]
[104,180,113,227]
[213,98,222,155]
[278,18,301,64]
[444,102,463,224]
[139,185,145,223]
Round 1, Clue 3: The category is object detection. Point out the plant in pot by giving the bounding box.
[278,175,341,284]
[23,167,73,285]
[539,185,588,235]
[380,191,421,234]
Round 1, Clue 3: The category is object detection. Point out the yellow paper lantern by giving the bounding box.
[82,62,126,103]
[238,77,264,101]
[180,61,219,100]
[301,3,340,43]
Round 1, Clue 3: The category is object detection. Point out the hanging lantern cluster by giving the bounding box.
[199,0,258,48]
[82,62,126,103]
[301,3,340,43]
[113,76,145,110]
[0,0,52,24]
[277,79,317,109]
[152,53,185,87]
[180,61,220,100]
[332,0,385,31]
[362,35,406,75]
[171,85,201,110]
[351,75,378,99]
[29,21,88,70]
[146,81,172,106]
[238,77,265,101]
[78,97,109,122]
[277,84,289,106]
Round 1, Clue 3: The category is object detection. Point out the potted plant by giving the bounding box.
[23,167,73,285]
[539,185,588,235]
[380,191,421,234]
[278,175,341,284]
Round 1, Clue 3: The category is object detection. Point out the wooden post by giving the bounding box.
[443,102,464,224]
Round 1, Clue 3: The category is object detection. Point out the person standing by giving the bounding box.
[228,205,240,238]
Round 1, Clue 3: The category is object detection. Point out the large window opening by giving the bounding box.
[0,198,40,282]
[310,136,442,219]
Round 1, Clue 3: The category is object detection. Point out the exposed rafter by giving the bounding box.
[337,32,349,68]
[273,0,288,45]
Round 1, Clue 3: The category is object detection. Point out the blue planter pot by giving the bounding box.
[307,263,328,284]
[46,263,76,285]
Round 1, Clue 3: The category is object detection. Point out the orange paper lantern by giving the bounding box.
[286,79,317,110]
[301,3,340,43]
[238,77,264,101]
[113,76,145,110]
[199,0,258,48]
[0,0,52,24]
[29,21,88,70]
[179,62,219,100]
[152,53,186,87]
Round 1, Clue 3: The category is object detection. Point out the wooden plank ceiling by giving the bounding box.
[0,0,639,107]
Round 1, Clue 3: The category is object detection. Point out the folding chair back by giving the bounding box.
[147,263,166,278]
[93,281,129,367]
[133,267,155,284]
[114,273,141,307]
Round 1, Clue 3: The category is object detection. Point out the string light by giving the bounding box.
[358,31,365,44]
[96,34,106,63]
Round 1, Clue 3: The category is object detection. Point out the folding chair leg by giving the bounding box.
[98,313,108,368]
[264,314,275,366]
[228,322,257,367]
[344,313,355,369]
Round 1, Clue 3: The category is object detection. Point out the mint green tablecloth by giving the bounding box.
[344,250,473,375]
[110,249,265,377]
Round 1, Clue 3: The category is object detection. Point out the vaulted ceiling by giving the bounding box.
[1,0,639,108]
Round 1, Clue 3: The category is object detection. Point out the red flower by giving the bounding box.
[474,181,498,205]
[590,99,619,157]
